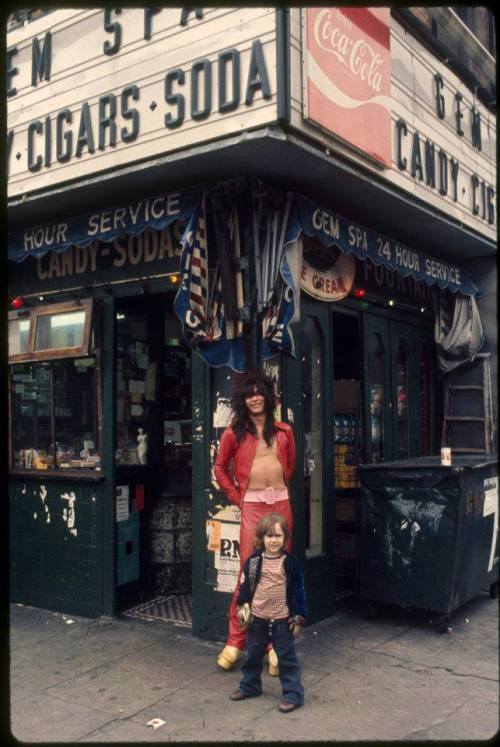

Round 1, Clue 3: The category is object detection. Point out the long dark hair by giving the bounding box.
[231,371,277,446]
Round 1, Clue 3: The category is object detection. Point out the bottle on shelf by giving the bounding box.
[334,415,340,443]
[341,415,349,443]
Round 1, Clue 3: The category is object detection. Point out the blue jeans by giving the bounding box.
[238,616,304,705]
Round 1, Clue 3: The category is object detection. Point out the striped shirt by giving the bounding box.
[251,554,289,620]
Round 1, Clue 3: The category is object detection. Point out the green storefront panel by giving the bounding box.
[10,476,106,618]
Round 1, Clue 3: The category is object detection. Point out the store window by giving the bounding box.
[8,318,30,355]
[35,308,86,351]
[114,307,192,474]
[8,300,100,472]
[9,299,93,362]
[115,311,151,466]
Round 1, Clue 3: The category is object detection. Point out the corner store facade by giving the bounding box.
[8,8,496,636]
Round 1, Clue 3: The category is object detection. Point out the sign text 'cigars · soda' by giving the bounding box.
[303,7,392,167]
[6,8,273,176]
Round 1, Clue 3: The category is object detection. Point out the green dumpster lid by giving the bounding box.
[358,455,498,471]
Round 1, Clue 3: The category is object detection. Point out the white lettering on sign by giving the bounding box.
[347,224,368,252]
[313,9,384,93]
[394,243,420,272]
[424,258,461,285]
[483,477,498,573]
[87,194,181,236]
[312,208,340,239]
[24,224,68,252]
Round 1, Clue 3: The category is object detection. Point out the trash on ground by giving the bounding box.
[147,719,166,730]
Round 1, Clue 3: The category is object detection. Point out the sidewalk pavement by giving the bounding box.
[9,593,499,743]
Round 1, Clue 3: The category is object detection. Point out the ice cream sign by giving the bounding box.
[303,7,392,167]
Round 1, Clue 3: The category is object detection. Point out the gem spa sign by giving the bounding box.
[303,7,392,167]
[7,8,276,194]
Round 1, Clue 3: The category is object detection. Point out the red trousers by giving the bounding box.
[226,497,293,649]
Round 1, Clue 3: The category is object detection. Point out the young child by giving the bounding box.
[229,512,306,713]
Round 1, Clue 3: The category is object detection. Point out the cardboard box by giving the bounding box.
[335,497,357,523]
[334,379,360,410]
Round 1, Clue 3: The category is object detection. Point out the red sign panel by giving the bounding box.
[134,484,145,512]
[304,7,392,167]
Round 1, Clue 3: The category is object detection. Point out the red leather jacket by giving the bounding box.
[213,422,296,507]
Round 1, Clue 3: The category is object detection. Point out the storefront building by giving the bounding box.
[8,8,496,635]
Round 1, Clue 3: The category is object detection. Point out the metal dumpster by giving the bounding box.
[358,455,498,631]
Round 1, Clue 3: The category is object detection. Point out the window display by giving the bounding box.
[9,299,100,473]
[160,311,192,493]
[10,358,100,471]
[115,312,153,466]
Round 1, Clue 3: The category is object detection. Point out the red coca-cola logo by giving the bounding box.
[305,7,392,167]
[313,9,384,94]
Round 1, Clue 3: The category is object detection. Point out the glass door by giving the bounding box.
[363,314,435,462]
[391,322,415,460]
[363,315,393,463]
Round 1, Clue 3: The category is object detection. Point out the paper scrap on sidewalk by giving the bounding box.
[147,719,166,730]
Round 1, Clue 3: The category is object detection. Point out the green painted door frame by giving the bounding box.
[284,296,336,623]
[190,347,213,638]
[100,295,117,616]
[363,311,436,462]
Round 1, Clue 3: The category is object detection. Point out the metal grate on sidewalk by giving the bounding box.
[122,593,192,628]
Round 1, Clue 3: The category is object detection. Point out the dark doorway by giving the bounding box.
[114,293,192,621]
[332,310,362,600]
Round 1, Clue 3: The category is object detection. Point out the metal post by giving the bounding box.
[246,181,262,372]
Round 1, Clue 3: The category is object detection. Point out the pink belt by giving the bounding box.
[243,487,289,505]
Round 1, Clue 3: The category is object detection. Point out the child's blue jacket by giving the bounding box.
[236,550,307,621]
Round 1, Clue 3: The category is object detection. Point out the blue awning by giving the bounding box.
[9,185,480,298]
[285,195,480,297]
[8,187,203,263]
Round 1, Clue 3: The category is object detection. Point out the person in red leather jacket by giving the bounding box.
[213,371,295,674]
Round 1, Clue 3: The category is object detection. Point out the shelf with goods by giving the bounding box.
[10,359,101,471]
[115,313,155,466]
[334,410,361,512]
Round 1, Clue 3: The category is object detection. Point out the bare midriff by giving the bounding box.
[247,437,286,490]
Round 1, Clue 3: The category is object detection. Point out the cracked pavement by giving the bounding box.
[9,592,499,742]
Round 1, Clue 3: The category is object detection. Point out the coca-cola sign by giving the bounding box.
[303,7,392,167]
